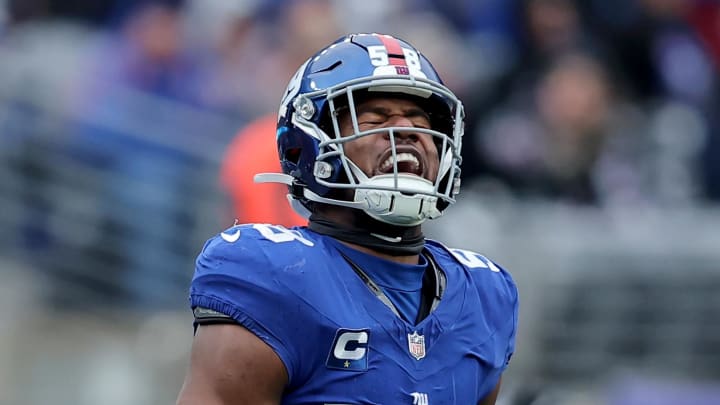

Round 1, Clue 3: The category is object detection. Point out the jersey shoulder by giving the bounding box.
[425,239,518,317]
[191,224,325,308]
[426,239,516,289]
[196,223,319,272]
[426,239,519,369]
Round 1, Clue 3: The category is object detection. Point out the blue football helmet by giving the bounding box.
[255,33,464,226]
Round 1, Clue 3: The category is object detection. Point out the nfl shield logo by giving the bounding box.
[407,331,426,360]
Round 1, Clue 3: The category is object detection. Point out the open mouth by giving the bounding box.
[376,149,424,176]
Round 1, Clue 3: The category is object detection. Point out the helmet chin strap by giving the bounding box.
[256,163,443,227]
[301,178,441,227]
[305,165,436,256]
[255,172,429,256]
[347,164,442,226]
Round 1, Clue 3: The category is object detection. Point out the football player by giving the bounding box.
[177,33,518,405]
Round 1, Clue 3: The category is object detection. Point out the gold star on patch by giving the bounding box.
[344,360,350,368]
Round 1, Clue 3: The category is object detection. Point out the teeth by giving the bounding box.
[380,153,420,171]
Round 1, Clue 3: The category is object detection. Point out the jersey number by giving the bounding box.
[367,45,426,78]
[253,224,314,246]
[449,248,501,272]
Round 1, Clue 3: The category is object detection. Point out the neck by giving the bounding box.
[336,239,421,264]
[309,206,426,261]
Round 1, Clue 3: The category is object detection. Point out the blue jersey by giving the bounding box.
[190,224,518,405]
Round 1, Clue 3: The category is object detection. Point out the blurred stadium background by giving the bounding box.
[1,0,719,404]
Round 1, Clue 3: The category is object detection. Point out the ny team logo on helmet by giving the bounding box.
[258,33,464,226]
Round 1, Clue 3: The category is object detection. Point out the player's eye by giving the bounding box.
[358,112,388,126]
[412,118,431,129]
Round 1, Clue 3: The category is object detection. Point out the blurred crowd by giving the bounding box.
[0,0,719,310]
[4,0,719,200]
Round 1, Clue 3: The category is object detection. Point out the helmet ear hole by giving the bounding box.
[284,148,302,164]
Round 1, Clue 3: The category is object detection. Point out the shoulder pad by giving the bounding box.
[201,223,316,267]
[425,239,517,307]
[425,239,502,272]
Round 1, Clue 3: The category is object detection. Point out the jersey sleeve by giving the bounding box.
[188,224,315,382]
[475,258,519,398]
[477,257,518,367]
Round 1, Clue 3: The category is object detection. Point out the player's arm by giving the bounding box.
[477,379,501,405]
[176,324,288,405]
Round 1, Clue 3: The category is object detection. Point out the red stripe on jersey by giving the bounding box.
[378,35,406,66]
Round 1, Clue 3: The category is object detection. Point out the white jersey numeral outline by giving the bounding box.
[411,392,429,405]
[253,224,314,246]
[449,248,501,272]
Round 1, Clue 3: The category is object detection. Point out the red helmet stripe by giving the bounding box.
[378,35,406,66]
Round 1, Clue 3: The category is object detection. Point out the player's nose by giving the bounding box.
[383,115,420,143]
[386,114,415,128]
